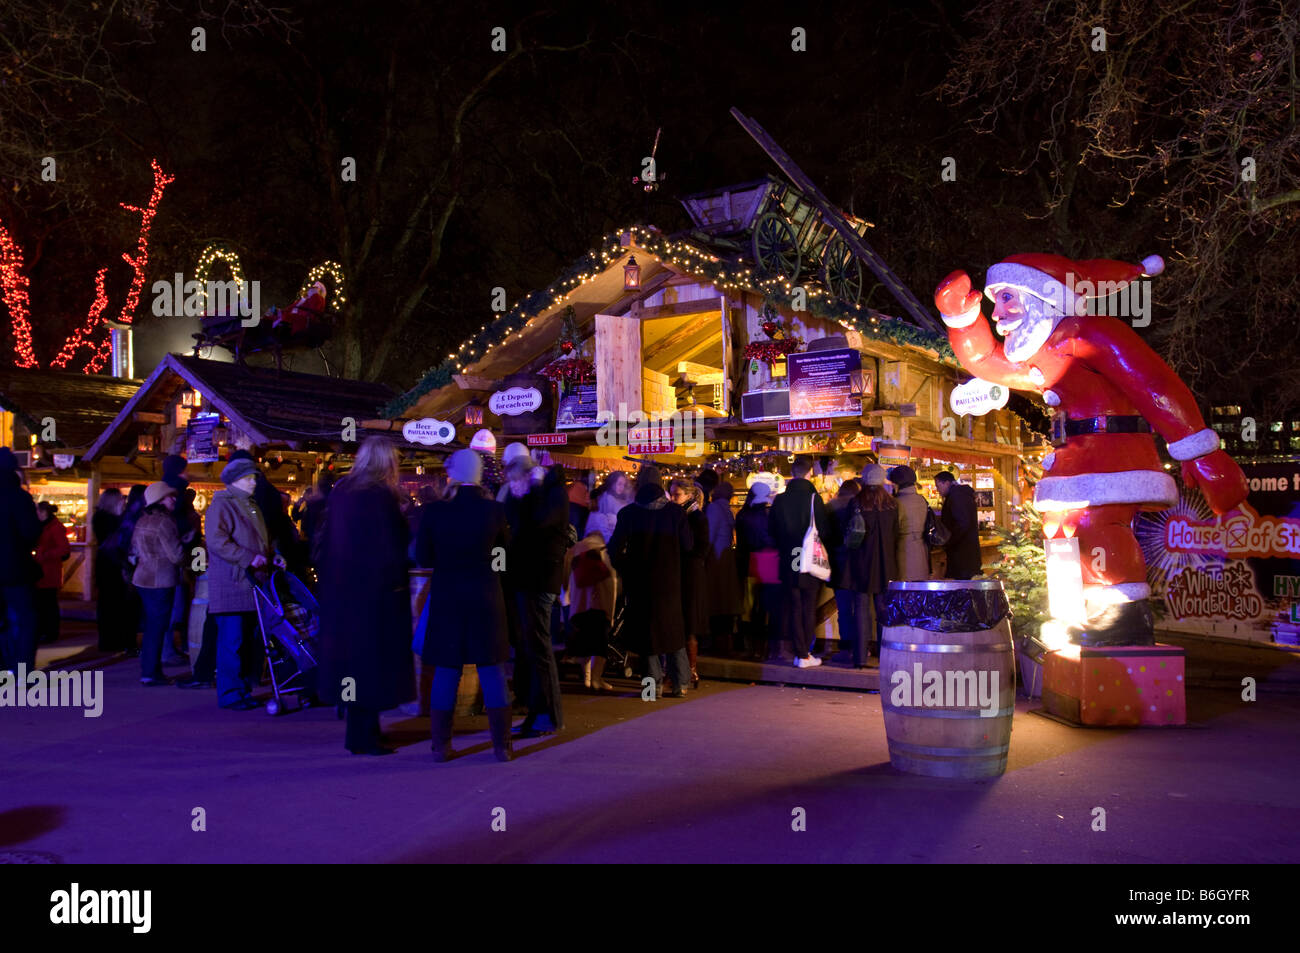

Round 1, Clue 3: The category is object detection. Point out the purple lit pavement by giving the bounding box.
[2,625,1298,864]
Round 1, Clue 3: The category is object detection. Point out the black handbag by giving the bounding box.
[923,507,951,548]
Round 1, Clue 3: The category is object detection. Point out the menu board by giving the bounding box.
[186,413,220,463]
[788,347,861,419]
[555,380,599,430]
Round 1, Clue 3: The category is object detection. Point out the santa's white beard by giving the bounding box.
[999,296,1061,362]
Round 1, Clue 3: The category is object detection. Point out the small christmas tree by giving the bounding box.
[990,503,1049,644]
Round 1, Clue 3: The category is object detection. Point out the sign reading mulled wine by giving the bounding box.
[1136,462,1300,644]
[787,347,861,419]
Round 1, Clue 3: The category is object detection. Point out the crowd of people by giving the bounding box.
[0,435,983,763]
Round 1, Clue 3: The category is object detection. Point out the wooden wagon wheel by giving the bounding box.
[751,211,801,281]
[822,236,864,306]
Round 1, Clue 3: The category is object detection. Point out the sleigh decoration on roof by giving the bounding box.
[192,279,336,371]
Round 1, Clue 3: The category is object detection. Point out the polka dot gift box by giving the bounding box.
[1042,643,1186,727]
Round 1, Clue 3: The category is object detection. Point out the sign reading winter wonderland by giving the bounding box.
[489,386,543,416]
[1136,463,1300,645]
[788,347,861,419]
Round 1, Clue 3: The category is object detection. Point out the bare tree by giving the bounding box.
[940,0,1300,412]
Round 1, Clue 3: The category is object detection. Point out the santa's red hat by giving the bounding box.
[985,253,1164,316]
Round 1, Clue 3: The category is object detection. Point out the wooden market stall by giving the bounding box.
[79,353,432,599]
[385,184,1045,549]
[0,366,142,597]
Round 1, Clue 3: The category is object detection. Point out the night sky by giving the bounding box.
[2,0,1296,413]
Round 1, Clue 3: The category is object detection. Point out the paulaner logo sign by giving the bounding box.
[50,883,151,933]
[949,378,1009,417]
[888,664,1001,717]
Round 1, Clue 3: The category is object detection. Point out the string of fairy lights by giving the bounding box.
[194,244,248,307]
[115,159,175,329]
[300,261,347,310]
[0,159,173,372]
[194,244,347,313]
[49,268,109,370]
[0,219,37,368]
[386,224,957,417]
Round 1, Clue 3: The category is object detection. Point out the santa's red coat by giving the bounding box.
[947,312,1229,514]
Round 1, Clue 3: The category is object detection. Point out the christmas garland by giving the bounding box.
[742,337,801,364]
[540,356,595,383]
[387,224,957,417]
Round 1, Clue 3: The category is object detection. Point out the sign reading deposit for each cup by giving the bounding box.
[402,418,456,445]
[489,386,543,417]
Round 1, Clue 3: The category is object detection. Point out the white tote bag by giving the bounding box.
[798,495,832,581]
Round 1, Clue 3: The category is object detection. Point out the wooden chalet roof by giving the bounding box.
[386,223,957,422]
[84,354,399,461]
[0,366,142,452]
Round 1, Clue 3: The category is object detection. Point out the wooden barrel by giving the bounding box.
[187,573,209,669]
[880,579,1014,779]
[409,569,480,717]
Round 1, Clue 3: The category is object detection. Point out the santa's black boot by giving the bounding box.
[1069,600,1156,647]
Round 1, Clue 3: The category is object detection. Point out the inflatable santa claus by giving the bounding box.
[934,254,1248,646]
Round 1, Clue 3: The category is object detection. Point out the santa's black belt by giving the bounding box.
[1051,413,1150,446]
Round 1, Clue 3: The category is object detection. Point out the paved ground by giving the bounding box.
[3,623,1298,863]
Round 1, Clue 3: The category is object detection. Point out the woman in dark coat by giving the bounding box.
[829,466,899,666]
[415,449,514,762]
[115,484,148,655]
[669,478,709,688]
[92,489,133,652]
[317,437,415,756]
[608,466,693,697]
[735,483,779,659]
[703,482,742,653]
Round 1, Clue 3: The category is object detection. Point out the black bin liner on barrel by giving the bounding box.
[880,580,1010,633]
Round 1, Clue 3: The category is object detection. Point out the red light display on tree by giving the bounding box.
[50,268,109,370]
[114,159,175,328]
[0,159,174,373]
[0,221,37,368]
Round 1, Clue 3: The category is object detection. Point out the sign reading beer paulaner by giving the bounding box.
[489,386,543,417]
[402,418,455,445]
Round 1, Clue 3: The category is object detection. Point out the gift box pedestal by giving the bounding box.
[1042,643,1185,726]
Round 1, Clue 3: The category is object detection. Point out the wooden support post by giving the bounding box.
[84,466,101,602]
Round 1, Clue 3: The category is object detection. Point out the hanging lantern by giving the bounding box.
[465,404,484,426]
[137,433,156,454]
[623,255,640,290]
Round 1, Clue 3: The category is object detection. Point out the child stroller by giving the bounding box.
[248,568,321,716]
